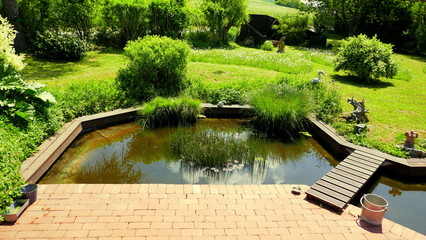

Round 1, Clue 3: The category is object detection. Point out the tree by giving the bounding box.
[304,0,414,50]
[334,34,398,82]
[202,0,249,42]
[1,0,27,52]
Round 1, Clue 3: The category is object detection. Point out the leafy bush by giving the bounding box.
[249,84,314,135]
[334,34,399,82]
[0,112,64,221]
[138,97,202,128]
[273,14,309,45]
[50,80,131,122]
[0,16,25,72]
[116,36,190,101]
[260,41,274,51]
[33,31,86,61]
[0,67,56,126]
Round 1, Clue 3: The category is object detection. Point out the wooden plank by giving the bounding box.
[353,150,386,162]
[339,161,374,175]
[326,172,364,188]
[315,180,355,198]
[346,156,382,168]
[310,184,351,202]
[306,188,346,209]
[321,176,359,192]
[340,160,375,172]
[343,159,377,172]
[330,169,366,184]
[348,153,384,165]
[335,164,370,179]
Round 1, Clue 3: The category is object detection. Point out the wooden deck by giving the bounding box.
[306,150,386,210]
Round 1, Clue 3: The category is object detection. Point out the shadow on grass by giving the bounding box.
[331,74,395,89]
[22,56,102,81]
[22,57,77,80]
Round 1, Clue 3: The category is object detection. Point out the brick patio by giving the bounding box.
[1,184,425,240]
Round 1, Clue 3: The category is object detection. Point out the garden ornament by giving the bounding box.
[312,70,326,83]
[404,130,418,148]
[217,100,227,108]
[344,98,369,123]
[277,36,286,53]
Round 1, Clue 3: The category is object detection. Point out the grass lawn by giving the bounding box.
[21,44,426,145]
[189,0,298,19]
[248,0,299,18]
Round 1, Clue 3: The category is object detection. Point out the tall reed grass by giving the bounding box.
[138,97,202,128]
[249,84,314,135]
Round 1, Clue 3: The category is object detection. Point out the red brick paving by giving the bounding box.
[1,184,425,240]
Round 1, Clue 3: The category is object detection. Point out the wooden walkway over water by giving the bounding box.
[306,150,386,210]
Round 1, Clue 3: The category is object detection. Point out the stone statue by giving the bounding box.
[404,130,419,148]
[344,98,369,123]
[277,36,286,53]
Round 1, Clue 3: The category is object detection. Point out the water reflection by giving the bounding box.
[76,146,147,184]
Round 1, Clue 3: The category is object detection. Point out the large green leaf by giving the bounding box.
[36,91,57,103]
[15,102,36,122]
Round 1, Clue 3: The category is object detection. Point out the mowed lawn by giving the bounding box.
[21,45,426,144]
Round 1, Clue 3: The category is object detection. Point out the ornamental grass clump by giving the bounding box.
[249,84,314,135]
[138,97,202,128]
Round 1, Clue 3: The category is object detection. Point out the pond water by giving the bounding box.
[38,119,426,235]
[39,119,338,185]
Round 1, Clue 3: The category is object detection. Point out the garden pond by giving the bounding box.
[39,119,426,235]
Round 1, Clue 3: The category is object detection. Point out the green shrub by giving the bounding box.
[260,41,274,51]
[274,14,309,45]
[50,80,131,122]
[116,36,190,101]
[138,97,202,128]
[0,16,25,72]
[334,34,399,82]
[249,84,314,135]
[0,67,57,126]
[33,31,86,61]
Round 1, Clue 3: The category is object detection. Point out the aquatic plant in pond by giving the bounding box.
[169,128,268,170]
[138,97,202,128]
[249,84,314,135]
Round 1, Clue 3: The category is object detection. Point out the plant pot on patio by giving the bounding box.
[21,184,37,205]
[2,199,30,223]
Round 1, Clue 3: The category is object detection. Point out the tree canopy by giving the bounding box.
[202,0,249,42]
